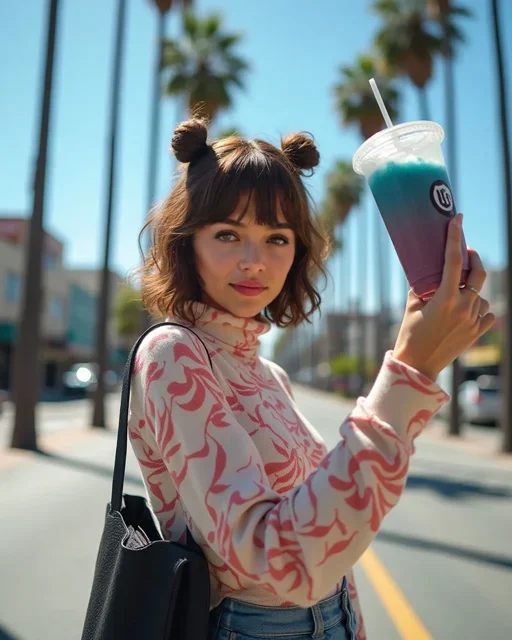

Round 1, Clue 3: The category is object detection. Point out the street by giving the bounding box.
[1,387,511,640]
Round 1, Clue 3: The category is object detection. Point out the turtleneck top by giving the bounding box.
[128,302,449,638]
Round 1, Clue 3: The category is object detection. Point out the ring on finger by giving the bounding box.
[464,285,480,296]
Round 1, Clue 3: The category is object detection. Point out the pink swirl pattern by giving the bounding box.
[128,303,449,638]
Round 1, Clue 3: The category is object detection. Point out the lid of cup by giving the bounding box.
[352,121,444,175]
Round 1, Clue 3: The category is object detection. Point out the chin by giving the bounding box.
[201,289,270,318]
[228,302,265,318]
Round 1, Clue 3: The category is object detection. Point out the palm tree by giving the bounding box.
[426,1,471,437]
[145,0,190,217]
[140,0,191,334]
[319,160,365,251]
[334,55,399,391]
[91,0,128,429]
[319,161,364,366]
[490,0,512,453]
[334,55,399,139]
[161,11,249,122]
[10,0,61,450]
[372,0,443,120]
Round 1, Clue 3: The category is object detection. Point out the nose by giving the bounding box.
[238,242,266,272]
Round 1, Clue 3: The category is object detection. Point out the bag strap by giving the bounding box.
[111,321,213,514]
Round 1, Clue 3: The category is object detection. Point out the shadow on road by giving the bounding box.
[0,623,21,639]
[405,473,511,500]
[35,450,144,488]
[377,529,512,570]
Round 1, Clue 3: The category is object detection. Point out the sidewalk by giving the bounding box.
[424,417,512,466]
[294,382,512,466]
[0,395,121,472]
[1,391,510,474]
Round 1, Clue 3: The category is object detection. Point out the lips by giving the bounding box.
[230,282,267,297]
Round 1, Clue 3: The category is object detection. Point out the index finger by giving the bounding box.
[438,213,464,297]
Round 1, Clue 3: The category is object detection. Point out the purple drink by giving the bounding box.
[353,122,470,300]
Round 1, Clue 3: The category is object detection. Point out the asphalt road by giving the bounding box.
[0,388,511,640]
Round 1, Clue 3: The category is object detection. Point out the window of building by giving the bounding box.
[5,272,21,302]
[49,295,64,318]
[44,253,59,269]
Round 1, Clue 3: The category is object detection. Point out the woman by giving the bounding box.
[128,118,494,639]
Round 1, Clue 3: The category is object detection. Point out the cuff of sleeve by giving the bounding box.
[363,351,450,450]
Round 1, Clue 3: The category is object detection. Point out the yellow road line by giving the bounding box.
[360,548,432,640]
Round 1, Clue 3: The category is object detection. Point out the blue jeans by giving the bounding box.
[208,579,357,640]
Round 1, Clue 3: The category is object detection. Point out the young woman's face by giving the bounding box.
[193,198,296,318]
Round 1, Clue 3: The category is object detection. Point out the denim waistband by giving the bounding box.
[209,578,356,639]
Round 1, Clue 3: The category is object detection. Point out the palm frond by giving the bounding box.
[183,11,200,38]
[218,34,242,50]
[161,40,187,67]
[161,11,248,120]
[371,0,401,16]
[204,14,221,37]
[166,73,189,94]
[449,6,473,18]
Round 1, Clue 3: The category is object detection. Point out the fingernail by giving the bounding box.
[455,213,463,228]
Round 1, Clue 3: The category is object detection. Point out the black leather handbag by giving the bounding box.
[81,322,211,640]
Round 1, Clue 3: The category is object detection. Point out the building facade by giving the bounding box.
[0,216,126,395]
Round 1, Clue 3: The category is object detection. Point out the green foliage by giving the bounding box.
[429,2,473,58]
[217,125,244,139]
[318,160,364,252]
[161,10,249,121]
[371,0,443,88]
[326,160,365,214]
[330,353,376,380]
[371,0,472,86]
[333,54,399,138]
[114,286,143,338]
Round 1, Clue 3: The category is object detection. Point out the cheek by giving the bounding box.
[272,247,295,280]
[194,241,235,281]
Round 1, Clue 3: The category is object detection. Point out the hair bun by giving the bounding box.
[171,119,209,163]
[281,132,320,173]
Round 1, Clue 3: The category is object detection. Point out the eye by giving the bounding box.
[214,231,238,242]
[269,235,290,245]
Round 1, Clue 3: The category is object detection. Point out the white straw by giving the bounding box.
[369,78,394,129]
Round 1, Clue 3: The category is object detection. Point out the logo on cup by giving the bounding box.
[430,180,454,216]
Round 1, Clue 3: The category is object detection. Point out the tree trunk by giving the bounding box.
[92,0,128,428]
[10,0,61,451]
[344,221,351,312]
[357,202,368,394]
[418,87,431,121]
[374,206,387,368]
[140,10,167,334]
[441,17,463,437]
[491,0,512,453]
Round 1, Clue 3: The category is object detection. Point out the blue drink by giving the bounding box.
[353,122,469,299]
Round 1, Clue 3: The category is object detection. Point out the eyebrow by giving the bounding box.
[218,218,294,231]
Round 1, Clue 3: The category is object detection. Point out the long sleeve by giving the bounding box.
[133,326,449,607]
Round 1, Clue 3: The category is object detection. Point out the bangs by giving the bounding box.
[187,146,307,233]
[138,125,330,328]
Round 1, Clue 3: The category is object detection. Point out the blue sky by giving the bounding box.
[1,0,511,354]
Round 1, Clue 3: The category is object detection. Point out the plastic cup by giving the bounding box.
[353,121,470,300]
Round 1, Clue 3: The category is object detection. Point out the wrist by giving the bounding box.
[391,350,440,382]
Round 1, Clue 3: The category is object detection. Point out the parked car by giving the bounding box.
[62,363,120,398]
[438,374,500,426]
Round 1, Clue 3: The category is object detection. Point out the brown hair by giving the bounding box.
[137,118,331,328]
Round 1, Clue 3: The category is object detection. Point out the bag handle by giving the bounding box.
[111,321,213,514]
